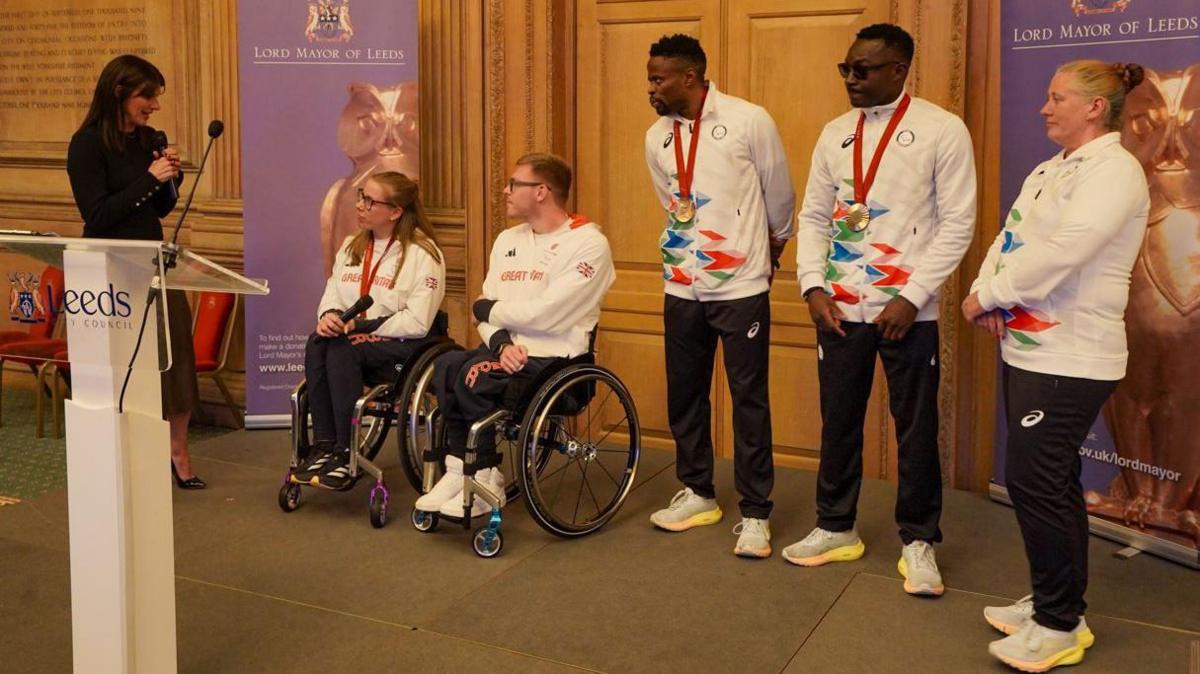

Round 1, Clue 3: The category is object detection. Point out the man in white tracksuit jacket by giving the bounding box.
[642,34,796,559]
[785,24,976,596]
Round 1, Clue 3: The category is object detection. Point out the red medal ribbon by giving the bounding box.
[672,87,709,203]
[853,93,912,208]
[359,235,397,296]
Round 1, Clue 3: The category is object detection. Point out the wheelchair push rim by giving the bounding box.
[518,364,640,537]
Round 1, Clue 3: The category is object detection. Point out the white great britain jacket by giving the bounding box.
[476,216,615,358]
[317,235,446,339]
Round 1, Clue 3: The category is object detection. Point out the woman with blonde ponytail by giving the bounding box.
[963,60,1149,672]
[294,171,446,490]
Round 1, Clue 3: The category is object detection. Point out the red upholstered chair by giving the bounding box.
[0,338,67,428]
[34,349,70,439]
[192,292,241,426]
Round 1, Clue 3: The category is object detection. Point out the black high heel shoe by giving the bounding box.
[171,462,207,490]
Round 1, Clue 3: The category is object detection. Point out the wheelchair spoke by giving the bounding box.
[547,455,575,512]
[580,459,602,517]
[591,412,630,451]
[593,454,621,487]
[537,456,573,484]
[572,458,590,524]
[586,386,617,443]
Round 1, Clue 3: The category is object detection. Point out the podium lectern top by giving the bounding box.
[0,232,268,370]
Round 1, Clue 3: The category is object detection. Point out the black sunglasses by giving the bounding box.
[837,61,902,80]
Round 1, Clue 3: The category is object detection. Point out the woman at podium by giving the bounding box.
[293,171,446,490]
[66,55,205,489]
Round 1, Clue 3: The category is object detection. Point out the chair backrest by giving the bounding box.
[430,310,449,338]
[31,266,65,340]
[192,292,238,370]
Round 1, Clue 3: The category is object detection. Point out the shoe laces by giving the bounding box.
[1010,594,1034,616]
[905,540,937,572]
[732,518,766,537]
[799,527,836,546]
[666,488,697,511]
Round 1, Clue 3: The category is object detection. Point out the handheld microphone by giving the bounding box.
[150,131,178,200]
[339,295,374,323]
[166,119,225,256]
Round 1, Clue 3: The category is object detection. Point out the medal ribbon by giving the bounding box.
[672,87,709,204]
[359,235,397,296]
[853,93,912,208]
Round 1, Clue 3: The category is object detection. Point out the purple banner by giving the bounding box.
[237,0,419,422]
[997,0,1199,566]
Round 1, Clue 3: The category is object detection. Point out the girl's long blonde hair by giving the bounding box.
[344,172,442,284]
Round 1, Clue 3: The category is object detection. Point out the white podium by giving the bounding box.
[0,234,268,673]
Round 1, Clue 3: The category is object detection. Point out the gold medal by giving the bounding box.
[674,198,695,223]
[845,203,870,232]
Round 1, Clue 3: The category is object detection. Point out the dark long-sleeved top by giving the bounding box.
[66,124,181,240]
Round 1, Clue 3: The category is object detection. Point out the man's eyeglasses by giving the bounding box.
[357,188,397,211]
[837,61,901,80]
[507,178,544,192]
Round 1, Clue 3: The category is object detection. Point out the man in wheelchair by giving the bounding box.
[416,153,615,518]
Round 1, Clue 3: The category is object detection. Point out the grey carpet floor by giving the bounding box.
[1,428,1197,673]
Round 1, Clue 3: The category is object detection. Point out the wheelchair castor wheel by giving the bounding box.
[472,526,503,558]
[278,481,301,512]
[368,483,389,529]
[411,508,439,533]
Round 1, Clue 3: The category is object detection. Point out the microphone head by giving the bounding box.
[207,120,225,139]
[356,295,374,311]
[150,130,169,151]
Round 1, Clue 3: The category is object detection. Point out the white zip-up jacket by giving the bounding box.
[972,132,1149,381]
[317,235,446,339]
[644,82,796,302]
[795,93,977,322]
[476,217,615,358]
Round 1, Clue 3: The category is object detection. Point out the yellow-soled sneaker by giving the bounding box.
[984,595,1094,649]
[897,540,944,596]
[781,527,865,567]
[988,620,1086,672]
[650,487,723,532]
[732,518,771,558]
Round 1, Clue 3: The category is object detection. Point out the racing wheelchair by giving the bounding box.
[408,335,642,558]
[277,311,457,528]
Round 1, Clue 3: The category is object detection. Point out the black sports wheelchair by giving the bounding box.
[279,315,642,557]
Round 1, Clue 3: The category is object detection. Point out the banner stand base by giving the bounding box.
[245,414,291,430]
[989,483,1199,570]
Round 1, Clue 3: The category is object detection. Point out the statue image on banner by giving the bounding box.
[1086,64,1200,549]
[318,80,419,277]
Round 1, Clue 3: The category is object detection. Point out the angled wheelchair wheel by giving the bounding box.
[517,364,640,537]
[397,341,460,492]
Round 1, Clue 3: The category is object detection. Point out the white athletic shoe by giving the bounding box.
[414,455,464,512]
[439,466,506,518]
